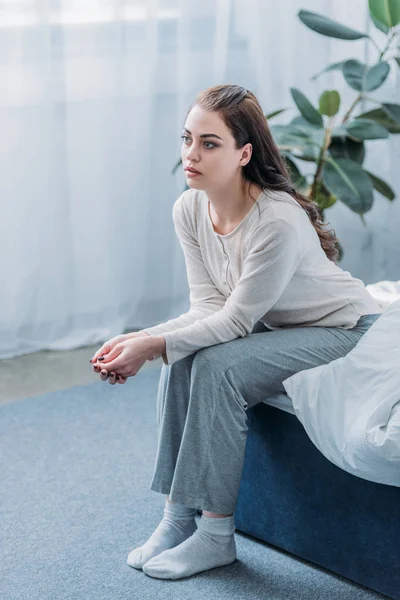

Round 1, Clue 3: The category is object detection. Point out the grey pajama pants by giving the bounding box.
[149,313,382,514]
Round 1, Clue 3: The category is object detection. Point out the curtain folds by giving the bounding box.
[1,0,399,359]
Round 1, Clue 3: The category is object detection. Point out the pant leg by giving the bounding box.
[151,351,197,495]
[150,313,381,514]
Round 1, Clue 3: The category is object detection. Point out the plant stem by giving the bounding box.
[342,93,363,124]
[368,35,383,56]
[362,94,383,105]
[310,119,333,201]
[341,30,396,127]
[379,28,396,61]
[368,27,395,61]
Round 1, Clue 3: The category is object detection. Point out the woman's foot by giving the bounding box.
[142,514,236,579]
[127,500,197,569]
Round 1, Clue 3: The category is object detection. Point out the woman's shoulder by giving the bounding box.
[246,189,320,255]
[173,187,202,214]
[172,188,203,236]
[258,189,314,231]
[260,188,304,214]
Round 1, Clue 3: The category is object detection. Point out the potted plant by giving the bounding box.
[173,1,400,261]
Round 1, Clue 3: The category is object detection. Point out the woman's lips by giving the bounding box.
[186,169,202,177]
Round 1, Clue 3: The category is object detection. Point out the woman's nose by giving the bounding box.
[185,144,199,161]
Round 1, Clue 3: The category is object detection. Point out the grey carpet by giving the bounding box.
[0,366,388,600]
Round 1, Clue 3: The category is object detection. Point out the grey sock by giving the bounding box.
[142,514,236,579]
[127,500,197,569]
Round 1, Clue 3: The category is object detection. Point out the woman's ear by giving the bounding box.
[239,142,252,167]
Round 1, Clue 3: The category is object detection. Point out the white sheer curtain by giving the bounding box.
[1,0,399,359]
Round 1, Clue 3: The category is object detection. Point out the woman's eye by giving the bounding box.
[180,136,215,149]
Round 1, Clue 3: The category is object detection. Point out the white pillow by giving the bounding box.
[366,279,400,310]
[283,299,400,487]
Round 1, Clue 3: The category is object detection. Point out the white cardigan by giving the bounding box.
[144,187,381,365]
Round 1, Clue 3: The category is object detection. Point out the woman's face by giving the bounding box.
[181,105,252,191]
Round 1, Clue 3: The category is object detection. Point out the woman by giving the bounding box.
[90,84,382,580]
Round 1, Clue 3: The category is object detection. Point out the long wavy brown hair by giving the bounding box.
[188,84,339,262]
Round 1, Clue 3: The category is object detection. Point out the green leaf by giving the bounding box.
[329,137,365,164]
[282,156,309,193]
[331,125,350,138]
[271,124,310,138]
[314,188,338,210]
[284,120,323,158]
[290,88,323,127]
[365,170,395,200]
[265,108,287,120]
[344,118,389,140]
[288,119,326,147]
[285,144,319,162]
[342,59,390,91]
[295,175,309,193]
[319,90,341,116]
[298,9,368,40]
[271,124,314,141]
[369,9,390,33]
[270,125,323,153]
[355,108,400,133]
[368,0,400,28]
[311,61,348,80]
[291,150,319,162]
[365,61,391,90]
[381,102,400,124]
[290,115,320,128]
[270,125,320,157]
[282,153,310,190]
[323,158,374,214]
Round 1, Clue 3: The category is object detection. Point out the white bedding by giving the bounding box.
[261,392,296,415]
[259,280,400,487]
[261,280,400,416]
[280,282,400,487]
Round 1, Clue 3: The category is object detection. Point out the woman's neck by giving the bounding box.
[205,180,263,226]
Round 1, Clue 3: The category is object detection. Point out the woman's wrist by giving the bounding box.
[125,331,164,361]
[126,330,150,339]
[146,335,166,361]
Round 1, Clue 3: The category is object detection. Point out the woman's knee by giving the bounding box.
[192,344,235,376]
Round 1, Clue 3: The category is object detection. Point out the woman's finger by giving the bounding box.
[90,352,106,364]
[90,352,103,363]
[95,365,126,384]
[100,369,109,381]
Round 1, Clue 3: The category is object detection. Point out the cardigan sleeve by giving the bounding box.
[142,192,227,347]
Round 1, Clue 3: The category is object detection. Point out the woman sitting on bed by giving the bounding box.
[90,84,382,580]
